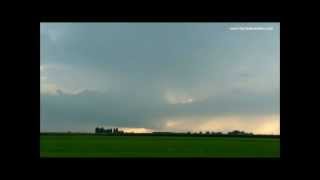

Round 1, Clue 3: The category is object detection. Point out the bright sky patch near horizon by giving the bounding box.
[40,23,280,134]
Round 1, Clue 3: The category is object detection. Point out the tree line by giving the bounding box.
[91,127,278,138]
[95,127,124,134]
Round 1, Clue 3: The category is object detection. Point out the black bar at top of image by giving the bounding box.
[40,16,280,22]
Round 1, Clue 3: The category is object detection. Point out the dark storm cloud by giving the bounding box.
[41,88,279,131]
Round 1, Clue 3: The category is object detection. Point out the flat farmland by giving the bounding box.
[40,134,280,157]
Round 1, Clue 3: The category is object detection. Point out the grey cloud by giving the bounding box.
[40,23,280,132]
[41,87,279,131]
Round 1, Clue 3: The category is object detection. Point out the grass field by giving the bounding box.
[40,134,280,157]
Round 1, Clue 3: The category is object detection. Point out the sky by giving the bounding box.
[40,23,280,134]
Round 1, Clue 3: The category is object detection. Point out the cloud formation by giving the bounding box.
[40,23,280,134]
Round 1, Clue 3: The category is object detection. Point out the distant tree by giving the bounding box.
[112,128,119,134]
[228,130,239,135]
[95,127,102,134]
[227,130,253,136]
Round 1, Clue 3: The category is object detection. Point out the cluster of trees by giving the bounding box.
[227,130,253,136]
[148,130,254,136]
[95,127,124,134]
[185,131,224,135]
[183,130,253,136]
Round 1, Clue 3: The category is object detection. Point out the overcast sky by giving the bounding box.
[40,23,280,134]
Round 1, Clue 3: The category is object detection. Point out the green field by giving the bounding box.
[40,135,280,157]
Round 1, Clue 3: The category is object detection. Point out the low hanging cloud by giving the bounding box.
[162,115,279,134]
[41,88,279,134]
